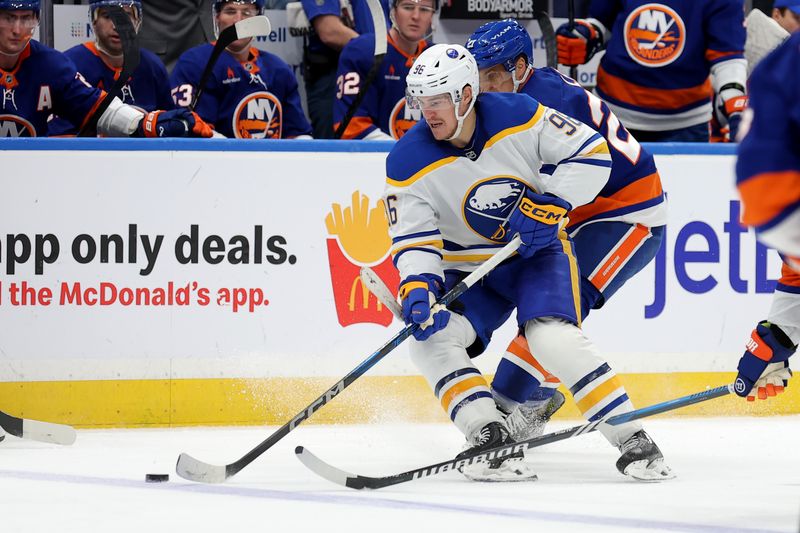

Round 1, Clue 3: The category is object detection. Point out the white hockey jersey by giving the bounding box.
[384,92,612,281]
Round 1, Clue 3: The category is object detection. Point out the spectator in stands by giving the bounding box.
[48,0,174,136]
[0,0,212,138]
[332,0,433,139]
[772,1,800,32]
[298,0,389,139]
[138,0,214,73]
[556,1,747,143]
[170,0,312,138]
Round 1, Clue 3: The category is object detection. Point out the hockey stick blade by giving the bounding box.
[296,384,733,489]
[77,5,140,137]
[190,15,271,110]
[360,267,401,319]
[0,410,77,446]
[176,236,520,484]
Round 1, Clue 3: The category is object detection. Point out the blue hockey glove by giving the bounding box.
[556,19,603,66]
[136,108,214,138]
[735,321,796,401]
[507,190,571,259]
[399,274,450,341]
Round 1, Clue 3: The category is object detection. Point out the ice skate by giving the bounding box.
[456,422,538,482]
[616,430,675,481]
[504,389,566,441]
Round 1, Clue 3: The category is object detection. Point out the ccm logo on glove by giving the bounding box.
[519,198,568,224]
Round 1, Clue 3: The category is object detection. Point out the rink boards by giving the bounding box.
[0,139,795,427]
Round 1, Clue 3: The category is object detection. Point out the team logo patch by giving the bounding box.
[463,176,526,241]
[0,114,36,137]
[446,48,459,58]
[623,3,686,67]
[232,91,283,139]
[389,97,421,140]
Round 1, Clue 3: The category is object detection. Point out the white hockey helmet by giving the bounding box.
[406,43,480,140]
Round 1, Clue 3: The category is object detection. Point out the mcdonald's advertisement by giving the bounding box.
[0,143,781,385]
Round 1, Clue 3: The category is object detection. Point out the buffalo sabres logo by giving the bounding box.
[463,176,526,241]
[389,97,421,139]
[623,3,686,67]
[0,114,36,137]
[232,91,283,139]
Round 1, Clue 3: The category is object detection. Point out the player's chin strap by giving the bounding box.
[513,65,533,94]
[445,91,477,142]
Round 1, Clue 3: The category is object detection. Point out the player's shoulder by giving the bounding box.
[256,48,293,71]
[476,92,544,134]
[140,48,166,68]
[175,43,213,67]
[341,33,376,62]
[387,124,454,185]
[63,42,92,60]
[28,40,70,63]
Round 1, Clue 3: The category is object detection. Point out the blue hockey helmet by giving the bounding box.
[466,18,533,72]
[213,0,265,14]
[89,0,142,21]
[0,0,40,15]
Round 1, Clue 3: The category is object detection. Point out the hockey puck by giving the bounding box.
[145,473,169,483]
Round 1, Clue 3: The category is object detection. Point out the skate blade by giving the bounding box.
[460,460,539,483]
[623,458,676,482]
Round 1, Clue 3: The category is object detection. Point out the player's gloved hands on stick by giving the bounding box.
[556,19,603,66]
[136,108,214,138]
[399,274,450,341]
[735,321,796,401]
[506,189,571,259]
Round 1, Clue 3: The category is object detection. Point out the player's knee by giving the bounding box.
[408,313,477,372]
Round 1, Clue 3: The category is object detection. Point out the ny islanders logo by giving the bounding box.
[624,3,686,67]
[463,176,526,241]
[325,191,398,327]
[389,97,421,139]
[232,91,283,139]
[0,115,36,137]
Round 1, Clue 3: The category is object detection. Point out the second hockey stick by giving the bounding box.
[0,409,77,445]
[360,267,401,319]
[296,384,733,489]
[175,236,522,484]
[77,6,140,137]
[190,15,272,111]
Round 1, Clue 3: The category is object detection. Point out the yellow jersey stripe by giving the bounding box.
[440,376,489,412]
[392,239,445,255]
[386,156,459,188]
[484,104,545,150]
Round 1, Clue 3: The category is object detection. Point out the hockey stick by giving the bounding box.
[534,9,557,68]
[296,384,734,489]
[77,6,140,137]
[567,0,579,80]
[0,409,77,446]
[333,0,387,139]
[360,267,401,319]
[175,236,522,483]
[190,15,272,111]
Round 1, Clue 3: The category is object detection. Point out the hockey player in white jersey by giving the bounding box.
[385,43,673,481]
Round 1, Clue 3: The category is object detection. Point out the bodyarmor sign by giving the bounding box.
[440,0,545,20]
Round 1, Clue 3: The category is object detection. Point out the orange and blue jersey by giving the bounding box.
[590,0,745,131]
[0,40,105,137]
[333,34,427,139]
[520,67,666,231]
[736,32,800,264]
[170,44,311,139]
[48,42,173,136]
[301,0,390,58]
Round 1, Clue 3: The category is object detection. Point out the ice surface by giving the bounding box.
[1,417,799,532]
